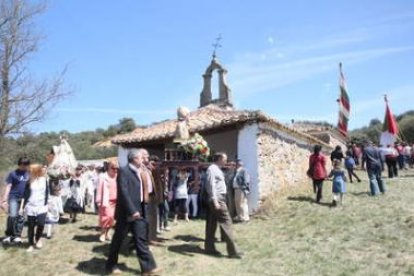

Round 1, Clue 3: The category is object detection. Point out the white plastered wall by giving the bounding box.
[237,123,260,213]
[118,146,130,168]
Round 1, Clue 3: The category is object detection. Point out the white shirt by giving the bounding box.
[25,177,48,216]
[403,146,412,155]
[175,172,189,199]
[129,163,143,203]
[384,147,398,157]
[380,147,391,158]
[145,169,154,194]
[206,164,227,203]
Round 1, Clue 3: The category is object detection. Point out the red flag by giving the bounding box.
[383,96,398,135]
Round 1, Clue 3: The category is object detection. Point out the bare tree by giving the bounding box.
[0,0,70,137]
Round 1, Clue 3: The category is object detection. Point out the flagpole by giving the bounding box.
[337,62,342,134]
[337,62,349,137]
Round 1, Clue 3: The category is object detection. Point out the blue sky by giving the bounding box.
[29,0,414,133]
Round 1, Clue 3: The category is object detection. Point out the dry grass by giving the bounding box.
[1,170,414,275]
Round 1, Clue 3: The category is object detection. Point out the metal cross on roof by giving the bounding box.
[212,34,222,58]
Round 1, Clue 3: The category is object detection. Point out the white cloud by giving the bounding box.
[229,46,414,99]
[267,36,274,45]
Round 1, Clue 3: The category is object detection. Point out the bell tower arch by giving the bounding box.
[199,56,233,108]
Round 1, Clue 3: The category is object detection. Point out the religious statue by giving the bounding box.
[173,106,190,144]
[47,135,78,179]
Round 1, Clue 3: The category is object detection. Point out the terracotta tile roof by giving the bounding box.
[111,105,260,144]
[111,105,331,148]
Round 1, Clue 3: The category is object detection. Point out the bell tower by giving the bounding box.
[199,36,233,108]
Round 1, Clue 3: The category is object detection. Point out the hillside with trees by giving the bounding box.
[0,117,137,171]
[350,110,414,144]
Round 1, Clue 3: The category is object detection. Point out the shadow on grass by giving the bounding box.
[287,195,314,202]
[76,257,139,275]
[396,174,414,178]
[155,237,171,243]
[92,243,110,257]
[58,217,71,224]
[84,211,98,215]
[168,244,208,257]
[92,239,132,257]
[173,234,204,242]
[1,242,26,251]
[73,234,98,242]
[79,225,100,231]
[287,196,332,207]
[350,192,370,196]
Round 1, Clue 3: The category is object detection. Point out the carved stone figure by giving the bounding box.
[173,106,190,144]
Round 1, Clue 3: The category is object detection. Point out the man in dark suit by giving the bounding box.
[106,149,161,275]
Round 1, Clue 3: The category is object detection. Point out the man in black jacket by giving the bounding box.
[106,149,161,275]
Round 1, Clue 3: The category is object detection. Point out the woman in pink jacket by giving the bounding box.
[308,145,328,203]
[96,161,118,242]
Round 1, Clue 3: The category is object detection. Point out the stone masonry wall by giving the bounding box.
[257,123,314,198]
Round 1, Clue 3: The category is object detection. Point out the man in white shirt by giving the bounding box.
[204,152,243,259]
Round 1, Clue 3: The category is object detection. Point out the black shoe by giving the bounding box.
[331,200,337,207]
[357,179,361,183]
[229,251,244,259]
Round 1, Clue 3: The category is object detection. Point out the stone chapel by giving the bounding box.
[111,56,335,212]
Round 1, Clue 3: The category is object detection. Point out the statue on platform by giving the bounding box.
[173,106,190,144]
[47,136,78,179]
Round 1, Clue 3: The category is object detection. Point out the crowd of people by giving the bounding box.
[7,138,412,273]
[1,147,251,275]
[307,140,414,207]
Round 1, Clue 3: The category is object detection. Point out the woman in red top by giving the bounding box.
[308,145,328,203]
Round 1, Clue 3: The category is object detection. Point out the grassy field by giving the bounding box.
[0,170,414,276]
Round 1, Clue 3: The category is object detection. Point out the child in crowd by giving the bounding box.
[173,168,190,223]
[66,166,85,223]
[344,151,361,183]
[45,178,64,239]
[187,174,200,219]
[328,159,347,207]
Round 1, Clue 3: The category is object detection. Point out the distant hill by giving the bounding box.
[350,110,414,145]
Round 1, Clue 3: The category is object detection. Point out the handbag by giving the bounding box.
[307,162,315,178]
[64,197,82,213]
